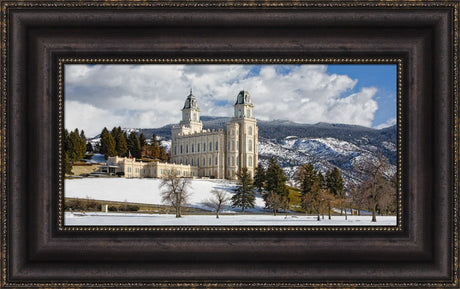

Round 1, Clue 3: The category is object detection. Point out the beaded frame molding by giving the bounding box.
[1,1,458,288]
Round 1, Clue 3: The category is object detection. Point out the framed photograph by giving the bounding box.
[1,1,458,288]
[63,62,399,227]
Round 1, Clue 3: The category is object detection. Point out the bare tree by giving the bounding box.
[206,189,230,218]
[265,191,289,216]
[348,182,366,216]
[355,153,394,222]
[160,170,191,218]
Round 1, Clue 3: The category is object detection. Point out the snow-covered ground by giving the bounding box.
[65,178,397,226]
[65,177,266,212]
[65,212,396,226]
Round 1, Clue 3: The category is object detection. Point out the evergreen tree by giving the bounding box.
[326,167,345,215]
[63,129,73,174]
[64,152,73,175]
[100,127,116,159]
[139,133,147,148]
[253,163,266,192]
[127,131,141,159]
[80,130,86,143]
[231,167,256,212]
[86,141,93,153]
[264,158,289,197]
[67,128,86,162]
[294,163,323,219]
[111,127,128,157]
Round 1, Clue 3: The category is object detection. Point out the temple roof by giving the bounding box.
[235,90,252,105]
[183,89,199,110]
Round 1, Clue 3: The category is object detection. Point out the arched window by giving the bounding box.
[197,158,200,167]
[209,157,212,166]
[209,142,212,151]
[180,145,183,154]
[203,157,206,166]
[248,156,253,166]
[191,158,194,166]
[248,126,252,135]
[186,144,189,153]
[215,156,218,165]
[203,143,206,152]
[248,139,252,152]
[191,144,194,153]
[197,143,200,152]
[215,141,218,150]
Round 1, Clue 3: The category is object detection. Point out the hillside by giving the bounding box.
[89,117,397,184]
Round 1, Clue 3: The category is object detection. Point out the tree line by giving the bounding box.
[63,128,87,174]
[222,156,395,221]
[99,127,169,161]
[159,155,396,222]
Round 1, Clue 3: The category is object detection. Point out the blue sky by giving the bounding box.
[65,64,397,137]
[326,64,396,128]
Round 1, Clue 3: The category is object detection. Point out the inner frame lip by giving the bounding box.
[57,57,404,233]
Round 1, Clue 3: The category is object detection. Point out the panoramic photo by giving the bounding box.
[63,64,397,226]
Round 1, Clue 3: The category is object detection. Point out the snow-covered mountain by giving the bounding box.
[89,117,397,184]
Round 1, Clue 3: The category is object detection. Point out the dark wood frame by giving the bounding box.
[1,1,458,287]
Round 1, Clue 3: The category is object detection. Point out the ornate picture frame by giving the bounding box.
[1,1,458,287]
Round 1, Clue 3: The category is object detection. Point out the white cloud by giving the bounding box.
[374,117,396,129]
[65,64,381,137]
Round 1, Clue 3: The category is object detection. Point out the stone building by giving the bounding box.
[99,90,258,180]
[102,156,198,178]
[171,90,258,179]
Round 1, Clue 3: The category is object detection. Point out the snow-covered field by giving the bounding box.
[65,177,265,212]
[65,212,396,226]
[65,178,397,226]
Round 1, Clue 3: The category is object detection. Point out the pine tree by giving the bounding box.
[100,127,116,159]
[264,158,289,197]
[127,131,141,159]
[86,141,93,153]
[231,167,256,212]
[294,163,323,219]
[139,133,147,148]
[264,158,289,212]
[67,128,86,162]
[253,163,266,192]
[326,167,345,215]
[80,130,86,143]
[111,127,128,157]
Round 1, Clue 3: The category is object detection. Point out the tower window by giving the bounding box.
[232,156,235,166]
[248,139,252,152]
[248,156,253,166]
[248,126,252,135]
